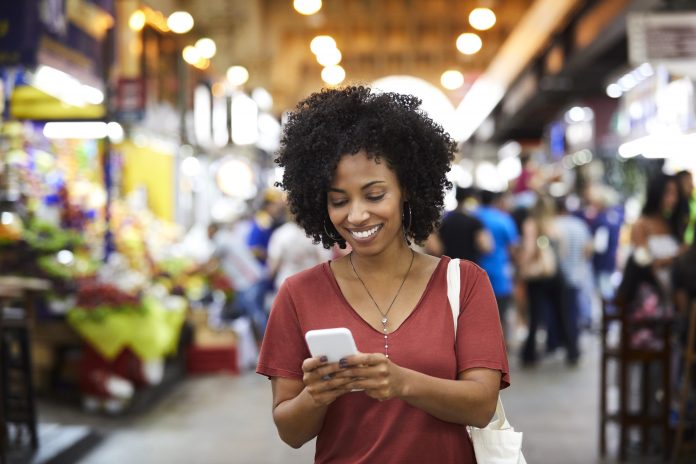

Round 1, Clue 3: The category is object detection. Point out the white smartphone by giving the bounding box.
[305,327,359,363]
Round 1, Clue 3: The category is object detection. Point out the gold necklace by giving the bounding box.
[349,249,415,358]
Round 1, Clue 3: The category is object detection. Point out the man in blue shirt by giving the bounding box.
[475,190,520,343]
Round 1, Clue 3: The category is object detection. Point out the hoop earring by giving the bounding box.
[323,220,340,241]
[402,201,412,236]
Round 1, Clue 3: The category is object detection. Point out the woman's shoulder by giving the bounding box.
[284,261,331,290]
[441,255,486,278]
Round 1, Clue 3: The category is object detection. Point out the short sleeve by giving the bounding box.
[455,262,510,389]
[256,281,309,379]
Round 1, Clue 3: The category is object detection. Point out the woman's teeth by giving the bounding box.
[352,225,380,239]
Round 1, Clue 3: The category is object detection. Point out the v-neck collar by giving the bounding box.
[322,255,447,337]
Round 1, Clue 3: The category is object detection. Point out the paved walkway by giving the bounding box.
[36,334,636,463]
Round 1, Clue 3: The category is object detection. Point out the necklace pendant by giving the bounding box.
[381,317,388,324]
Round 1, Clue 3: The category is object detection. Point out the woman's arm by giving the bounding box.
[400,366,500,427]
[270,378,326,448]
[336,354,500,427]
[270,357,354,448]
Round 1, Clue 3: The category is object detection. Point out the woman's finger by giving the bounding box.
[302,356,328,373]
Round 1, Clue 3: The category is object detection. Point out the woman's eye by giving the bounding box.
[330,200,347,207]
[367,194,385,202]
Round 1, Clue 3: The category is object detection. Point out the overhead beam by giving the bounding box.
[453,0,584,142]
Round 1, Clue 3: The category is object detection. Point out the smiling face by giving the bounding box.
[327,151,405,256]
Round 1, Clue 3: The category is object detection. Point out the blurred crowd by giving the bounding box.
[435,161,695,371]
[198,159,696,378]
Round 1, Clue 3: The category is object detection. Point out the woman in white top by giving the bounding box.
[631,174,682,295]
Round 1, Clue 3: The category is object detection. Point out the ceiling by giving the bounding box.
[159,0,536,112]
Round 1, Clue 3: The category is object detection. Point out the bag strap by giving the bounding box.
[446,258,511,431]
[447,258,461,330]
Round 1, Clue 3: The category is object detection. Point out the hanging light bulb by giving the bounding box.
[294,0,322,15]
[129,10,146,31]
[167,11,194,34]
[227,66,250,86]
[441,70,465,90]
[456,33,482,55]
[321,65,345,86]
[310,35,337,55]
[469,8,496,31]
[182,46,201,65]
[195,38,217,59]
[316,48,342,66]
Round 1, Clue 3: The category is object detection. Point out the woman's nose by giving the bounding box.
[348,201,369,224]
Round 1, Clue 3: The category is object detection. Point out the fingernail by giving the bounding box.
[320,356,328,362]
[339,358,348,368]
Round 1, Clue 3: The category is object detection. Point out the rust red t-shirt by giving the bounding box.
[257,256,510,463]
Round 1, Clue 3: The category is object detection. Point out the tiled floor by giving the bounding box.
[34,333,639,463]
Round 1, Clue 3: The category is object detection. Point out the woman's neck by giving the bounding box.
[349,240,413,278]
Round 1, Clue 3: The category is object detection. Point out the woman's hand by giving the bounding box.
[334,353,407,402]
[302,356,353,406]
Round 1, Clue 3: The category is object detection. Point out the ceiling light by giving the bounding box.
[321,65,345,86]
[195,38,216,59]
[231,93,259,145]
[638,62,654,77]
[294,0,322,15]
[167,11,194,34]
[310,35,336,55]
[618,73,637,91]
[565,106,586,123]
[43,122,108,139]
[606,83,622,98]
[182,46,200,65]
[194,58,210,70]
[129,10,146,31]
[316,47,342,66]
[440,70,464,90]
[227,66,249,86]
[456,33,482,55]
[469,8,496,31]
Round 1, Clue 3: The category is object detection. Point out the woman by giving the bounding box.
[257,87,509,463]
[630,173,681,297]
[518,195,578,366]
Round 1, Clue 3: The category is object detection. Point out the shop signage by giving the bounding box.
[115,77,146,122]
[0,0,113,73]
[0,1,41,66]
[628,12,696,77]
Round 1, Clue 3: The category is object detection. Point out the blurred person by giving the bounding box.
[580,184,624,300]
[630,173,681,297]
[438,186,492,263]
[475,190,519,342]
[247,188,286,264]
[552,196,593,361]
[675,169,695,245]
[519,195,578,366]
[207,221,268,345]
[511,152,538,210]
[267,213,332,291]
[257,87,508,462]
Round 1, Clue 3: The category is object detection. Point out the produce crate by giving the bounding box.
[186,345,238,374]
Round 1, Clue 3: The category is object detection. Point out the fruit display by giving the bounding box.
[24,219,84,252]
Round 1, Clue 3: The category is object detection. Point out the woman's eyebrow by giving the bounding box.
[328,180,386,193]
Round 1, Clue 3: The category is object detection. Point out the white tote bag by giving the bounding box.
[447,258,527,464]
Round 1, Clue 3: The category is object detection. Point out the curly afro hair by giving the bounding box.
[276,86,455,249]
